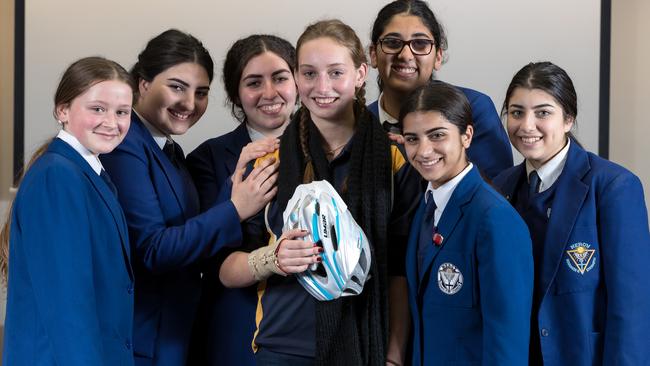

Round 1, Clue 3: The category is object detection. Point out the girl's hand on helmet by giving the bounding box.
[276,229,321,274]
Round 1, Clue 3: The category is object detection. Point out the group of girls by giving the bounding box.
[1,0,648,366]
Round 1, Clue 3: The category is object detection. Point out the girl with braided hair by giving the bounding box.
[219,19,420,365]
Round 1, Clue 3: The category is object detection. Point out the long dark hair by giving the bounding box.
[502,61,579,142]
[222,34,296,123]
[399,80,472,134]
[131,29,214,99]
[1,56,134,283]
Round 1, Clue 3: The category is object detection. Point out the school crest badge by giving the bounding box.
[565,242,596,274]
[437,262,463,295]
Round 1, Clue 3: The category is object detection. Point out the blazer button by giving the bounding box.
[125,340,132,350]
[127,284,134,294]
[540,328,549,337]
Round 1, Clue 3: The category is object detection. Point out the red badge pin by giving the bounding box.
[433,232,444,246]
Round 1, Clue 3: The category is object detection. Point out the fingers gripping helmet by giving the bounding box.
[283,180,372,301]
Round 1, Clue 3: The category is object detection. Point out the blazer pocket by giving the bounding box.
[554,226,600,295]
[425,251,474,308]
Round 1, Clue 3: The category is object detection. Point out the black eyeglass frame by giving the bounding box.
[377,37,436,56]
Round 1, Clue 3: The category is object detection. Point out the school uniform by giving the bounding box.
[406,164,533,366]
[368,83,513,179]
[493,139,650,365]
[185,122,262,366]
[3,133,134,366]
[100,113,243,366]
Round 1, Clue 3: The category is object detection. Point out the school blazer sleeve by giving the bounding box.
[186,141,233,212]
[462,87,513,179]
[13,165,107,365]
[102,143,242,274]
[476,200,534,365]
[597,172,650,363]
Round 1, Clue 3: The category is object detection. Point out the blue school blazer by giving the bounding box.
[406,166,533,366]
[100,114,243,366]
[186,122,258,366]
[493,141,650,365]
[3,138,134,366]
[369,84,513,179]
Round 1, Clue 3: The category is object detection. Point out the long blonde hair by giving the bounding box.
[0,56,134,283]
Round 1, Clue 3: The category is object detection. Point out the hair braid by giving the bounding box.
[298,106,315,183]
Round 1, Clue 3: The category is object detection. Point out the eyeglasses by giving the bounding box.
[378,38,435,56]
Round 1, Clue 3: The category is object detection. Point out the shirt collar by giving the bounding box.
[525,139,571,193]
[377,93,398,125]
[246,124,267,142]
[425,163,473,226]
[135,109,169,150]
[56,129,103,175]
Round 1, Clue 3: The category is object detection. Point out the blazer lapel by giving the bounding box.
[132,117,192,221]
[406,201,425,298]
[49,139,134,280]
[224,123,252,176]
[417,166,480,294]
[538,142,590,299]
[499,164,526,203]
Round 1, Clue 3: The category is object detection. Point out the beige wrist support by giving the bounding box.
[247,236,287,281]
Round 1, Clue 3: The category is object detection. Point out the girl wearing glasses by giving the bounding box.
[494,62,650,365]
[185,34,297,366]
[369,0,512,179]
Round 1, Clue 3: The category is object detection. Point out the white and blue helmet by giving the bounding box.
[282,180,371,301]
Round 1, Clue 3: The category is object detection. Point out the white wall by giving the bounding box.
[610,0,650,207]
[24,0,601,159]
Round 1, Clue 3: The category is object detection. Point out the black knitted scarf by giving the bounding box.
[276,106,392,366]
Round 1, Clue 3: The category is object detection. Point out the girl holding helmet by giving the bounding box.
[220,19,420,365]
[401,81,534,365]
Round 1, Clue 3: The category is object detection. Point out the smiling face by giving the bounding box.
[506,87,573,169]
[136,62,210,136]
[296,37,367,125]
[56,80,132,155]
[370,14,442,95]
[403,110,472,188]
[238,51,297,135]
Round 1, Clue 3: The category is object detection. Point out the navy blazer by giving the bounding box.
[101,114,243,366]
[3,138,134,366]
[369,84,513,179]
[494,141,650,365]
[406,166,533,365]
[186,123,258,366]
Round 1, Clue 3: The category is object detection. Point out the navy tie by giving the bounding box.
[528,170,541,198]
[417,191,437,279]
[100,169,118,197]
[382,120,402,134]
[163,140,179,168]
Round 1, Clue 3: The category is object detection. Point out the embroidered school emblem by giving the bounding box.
[437,262,463,295]
[565,242,597,274]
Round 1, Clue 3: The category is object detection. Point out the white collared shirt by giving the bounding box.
[425,163,474,226]
[246,124,267,142]
[525,139,571,193]
[377,93,398,126]
[56,129,103,175]
[135,110,168,150]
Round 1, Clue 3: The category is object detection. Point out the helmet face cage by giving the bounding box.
[282,180,372,301]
